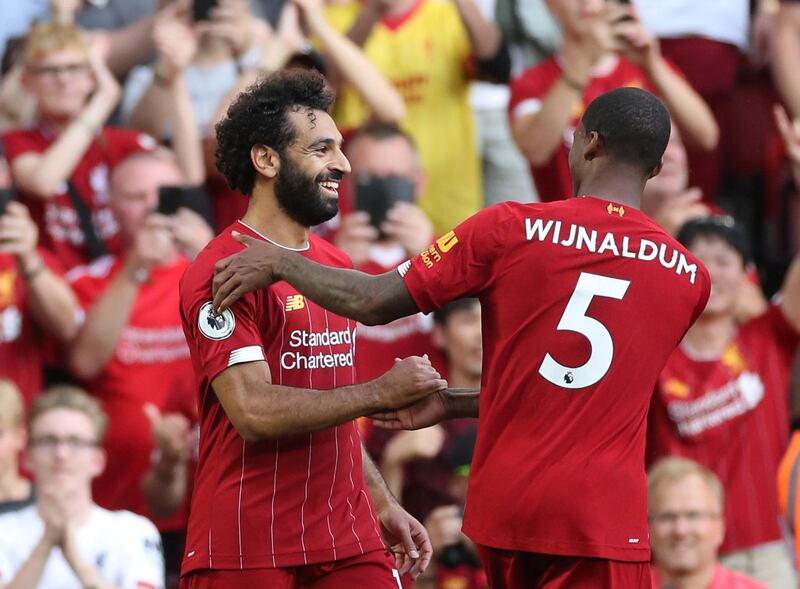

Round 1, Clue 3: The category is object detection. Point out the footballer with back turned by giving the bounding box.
[211,88,711,589]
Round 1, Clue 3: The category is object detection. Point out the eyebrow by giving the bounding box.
[307,137,344,150]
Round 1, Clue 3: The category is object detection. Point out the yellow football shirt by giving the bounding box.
[327,0,482,235]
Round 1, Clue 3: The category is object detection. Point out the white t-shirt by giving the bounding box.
[633,0,750,50]
[0,505,164,589]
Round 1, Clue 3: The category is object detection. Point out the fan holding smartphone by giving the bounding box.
[335,124,433,269]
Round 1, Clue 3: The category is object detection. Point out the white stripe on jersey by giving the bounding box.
[300,433,313,564]
[237,440,246,569]
[361,489,382,539]
[326,425,339,561]
[228,345,264,366]
[208,528,212,568]
[270,439,279,568]
[345,427,365,554]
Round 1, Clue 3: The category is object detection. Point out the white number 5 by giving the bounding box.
[538,272,630,389]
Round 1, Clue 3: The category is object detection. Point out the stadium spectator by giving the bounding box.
[179,69,440,587]
[495,0,560,72]
[509,0,718,202]
[648,457,767,589]
[0,380,32,514]
[647,217,799,588]
[212,87,711,589]
[471,0,538,207]
[0,385,164,589]
[326,0,502,234]
[3,22,158,270]
[141,399,198,589]
[0,152,80,404]
[369,298,480,522]
[635,0,778,199]
[771,0,800,119]
[333,122,441,385]
[65,150,211,525]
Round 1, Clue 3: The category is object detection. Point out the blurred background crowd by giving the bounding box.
[2,0,800,587]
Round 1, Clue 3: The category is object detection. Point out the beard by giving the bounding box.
[275,153,340,227]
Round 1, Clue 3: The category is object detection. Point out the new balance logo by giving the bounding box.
[286,295,305,311]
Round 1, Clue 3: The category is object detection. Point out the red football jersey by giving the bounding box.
[355,247,443,383]
[0,250,62,405]
[647,305,798,554]
[2,126,156,270]
[399,198,710,561]
[508,56,652,202]
[179,221,384,573]
[67,255,195,526]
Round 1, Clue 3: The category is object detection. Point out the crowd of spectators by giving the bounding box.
[1,0,800,588]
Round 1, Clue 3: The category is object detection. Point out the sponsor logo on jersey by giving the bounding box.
[198,301,235,340]
[721,343,747,375]
[607,203,625,217]
[421,231,460,269]
[285,294,305,311]
[0,269,16,307]
[664,378,690,398]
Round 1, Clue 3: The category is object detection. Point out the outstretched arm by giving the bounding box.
[212,233,419,324]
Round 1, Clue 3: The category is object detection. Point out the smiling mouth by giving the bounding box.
[319,180,340,197]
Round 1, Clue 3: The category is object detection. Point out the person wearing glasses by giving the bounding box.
[0,385,164,589]
[648,457,766,589]
[647,217,800,588]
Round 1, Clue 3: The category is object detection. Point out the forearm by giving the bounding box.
[362,445,399,513]
[347,2,381,47]
[68,270,140,379]
[773,7,800,118]
[142,457,188,519]
[64,548,119,589]
[277,253,418,325]
[219,377,389,441]
[5,535,53,589]
[126,82,172,139]
[513,81,580,165]
[169,74,205,185]
[12,96,114,198]
[104,15,156,79]
[443,388,479,418]
[19,254,79,341]
[453,0,502,60]
[646,58,718,151]
[313,20,405,124]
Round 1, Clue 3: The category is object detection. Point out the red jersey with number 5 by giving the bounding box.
[399,198,710,561]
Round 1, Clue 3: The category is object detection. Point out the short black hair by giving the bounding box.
[580,87,671,174]
[215,69,334,196]
[433,298,480,325]
[676,216,750,265]
[348,121,417,152]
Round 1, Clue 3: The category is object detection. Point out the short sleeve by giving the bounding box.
[508,63,556,123]
[113,514,165,589]
[1,129,43,163]
[180,269,266,384]
[104,127,158,163]
[398,205,507,313]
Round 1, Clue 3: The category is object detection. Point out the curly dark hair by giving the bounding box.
[214,69,334,196]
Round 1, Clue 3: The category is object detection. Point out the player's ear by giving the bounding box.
[647,161,664,180]
[584,131,603,162]
[251,144,281,180]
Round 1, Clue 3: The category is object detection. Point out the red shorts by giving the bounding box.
[477,546,651,589]
[180,549,402,589]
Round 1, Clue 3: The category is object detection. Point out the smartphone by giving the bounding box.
[0,188,14,216]
[354,176,415,232]
[192,0,218,21]
[157,185,214,227]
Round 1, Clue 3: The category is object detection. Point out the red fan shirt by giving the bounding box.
[647,305,799,554]
[2,126,156,270]
[179,221,384,573]
[509,56,652,202]
[0,250,62,405]
[399,198,710,561]
[68,255,194,527]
